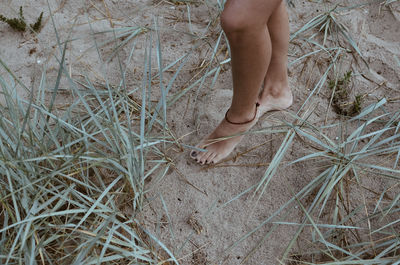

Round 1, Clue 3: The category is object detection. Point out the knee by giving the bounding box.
[220,0,283,37]
[220,9,250,37]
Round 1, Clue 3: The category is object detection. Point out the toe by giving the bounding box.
[196,150,209,164]
[199,151,212,165]
[190,150,198,159]
[191,145,207,162]
[202,151,215,165]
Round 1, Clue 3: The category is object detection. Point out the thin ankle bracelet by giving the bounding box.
[224,103,260,125]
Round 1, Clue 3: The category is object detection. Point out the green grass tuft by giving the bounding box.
[0,6,26,32]
[30,11,43,32]
[0,6,44,33]
[329,71,363,117]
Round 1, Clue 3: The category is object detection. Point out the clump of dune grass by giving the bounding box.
[0,0,224,262]
[0,5,183,264]
[223,100,400,264]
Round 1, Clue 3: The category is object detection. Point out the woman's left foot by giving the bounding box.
[257,82,293,117]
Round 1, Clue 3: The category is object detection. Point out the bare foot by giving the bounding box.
[257,82,293,117]
[190,104,259,164]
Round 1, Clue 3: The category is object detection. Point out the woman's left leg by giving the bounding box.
[258,0,292,115]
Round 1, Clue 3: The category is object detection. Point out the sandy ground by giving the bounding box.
[0,0,399,264]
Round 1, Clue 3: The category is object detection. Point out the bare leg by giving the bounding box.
[258,1,293,116]
[190,0,283,164]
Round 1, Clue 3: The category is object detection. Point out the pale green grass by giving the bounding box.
[0,3,181,264]
[1,0,399,264]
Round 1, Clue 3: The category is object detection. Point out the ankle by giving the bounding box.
[226,104,258,124]
[264,82,290,98]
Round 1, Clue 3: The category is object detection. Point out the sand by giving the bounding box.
[0,0,399,264]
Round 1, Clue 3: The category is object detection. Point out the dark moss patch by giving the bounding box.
[0,7,26,32]
[0,6,43,33]
[30,12,43,32]
[329,71,363,117]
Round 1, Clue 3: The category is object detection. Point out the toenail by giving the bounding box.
[205,160,208,164]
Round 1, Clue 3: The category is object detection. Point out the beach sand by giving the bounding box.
[0,0,399,264]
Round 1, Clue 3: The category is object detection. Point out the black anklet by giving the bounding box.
[224,103,260,125]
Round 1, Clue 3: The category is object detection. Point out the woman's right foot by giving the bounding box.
[190,103,259,165]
